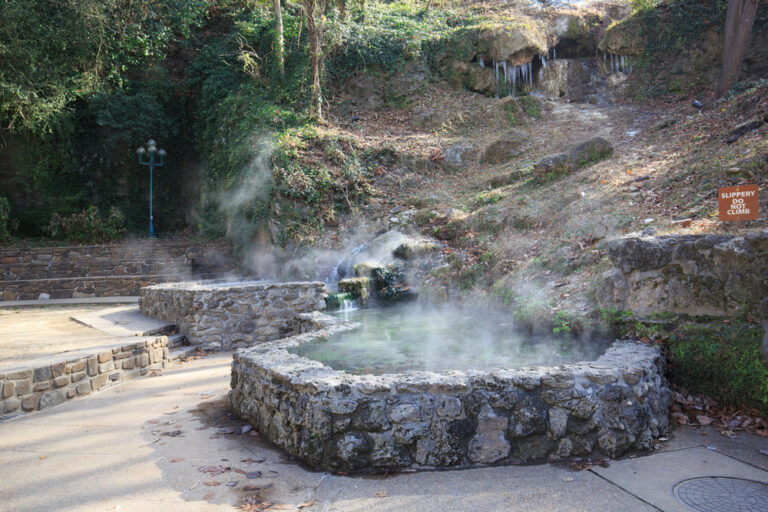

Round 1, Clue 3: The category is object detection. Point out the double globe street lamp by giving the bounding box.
[136,139,166,238]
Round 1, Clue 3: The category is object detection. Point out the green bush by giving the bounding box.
[610,312,768,416]
[46,206,127,244]
[666,322,768,415]
[0,197,12,242]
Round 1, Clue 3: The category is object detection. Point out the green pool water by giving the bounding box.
[288,305,610,375]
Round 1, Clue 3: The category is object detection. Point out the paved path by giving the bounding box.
[1,352,766,512]
[0,306,129,369]
[0,297,139,308]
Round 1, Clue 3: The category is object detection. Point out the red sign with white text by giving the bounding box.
[719,185,759,221]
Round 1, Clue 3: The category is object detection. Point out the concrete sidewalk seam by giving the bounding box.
[588,469,665,512]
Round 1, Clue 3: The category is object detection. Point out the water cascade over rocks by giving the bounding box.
[602,51,633,73]
[464,44,633,102]
[493,59,536,98]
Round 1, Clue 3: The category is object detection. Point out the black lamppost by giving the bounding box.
[136,139,166,238]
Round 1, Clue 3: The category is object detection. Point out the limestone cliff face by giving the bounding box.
[597,232,768,321]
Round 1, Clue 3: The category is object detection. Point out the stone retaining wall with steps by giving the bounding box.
[0,240,235,300]
[0,334,185,420]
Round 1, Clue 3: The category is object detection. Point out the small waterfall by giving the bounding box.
[602,51,632,74]
[479,59,485,68]
[325,243,367,291]
[340,298,357,312]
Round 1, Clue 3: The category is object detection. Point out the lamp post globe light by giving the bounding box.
[136,139,166,238]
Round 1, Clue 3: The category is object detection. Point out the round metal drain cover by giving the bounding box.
[673,477,768,512]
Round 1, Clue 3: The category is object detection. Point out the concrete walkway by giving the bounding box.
[1,352,766,512]
[0,296,139,308]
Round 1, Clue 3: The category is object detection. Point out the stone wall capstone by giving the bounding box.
[228,313,671,472]
[596,231,768,320]
[139,281,327,349]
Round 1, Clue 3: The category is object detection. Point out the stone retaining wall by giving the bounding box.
[229,313,671,472]
[597,231,768,320]
[0,334,183,420]
[0,240,234,300]
[140,281,327,349]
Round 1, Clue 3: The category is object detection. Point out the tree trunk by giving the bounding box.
[716,0,759,97]
[303,0,325,121]
[274,0,285,79]
[337,0,346,19]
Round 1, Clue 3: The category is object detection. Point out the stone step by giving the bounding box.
[70,305,176,338]
[0,258,230,281]
[0,273,231,301]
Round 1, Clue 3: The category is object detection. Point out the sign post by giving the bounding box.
[718,184,759,228]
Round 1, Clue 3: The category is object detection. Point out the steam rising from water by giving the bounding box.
[290,304,610,374]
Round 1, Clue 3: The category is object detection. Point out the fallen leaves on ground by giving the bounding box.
[297,501,317,509]
[375,491,387,498]
[198,465,233,477]
[670,387,768,437]
[204,481,221,486]
[170,458,184,463]
[567,459,610,471]
[238,495,273,511]
[162,430,184,437]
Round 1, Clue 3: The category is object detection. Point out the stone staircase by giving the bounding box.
[0,240,235,301]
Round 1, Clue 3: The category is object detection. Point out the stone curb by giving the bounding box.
[0,334,185,421]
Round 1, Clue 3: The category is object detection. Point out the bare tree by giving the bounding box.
[274,0,285,79]
[301,0,329,120]
[716,0,759,97]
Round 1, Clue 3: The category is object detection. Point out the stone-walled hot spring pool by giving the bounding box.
[229,305,671,473]
[140,280,672,473]
[289,306,611,374]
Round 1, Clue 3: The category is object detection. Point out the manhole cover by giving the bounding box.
[673,476,768,512]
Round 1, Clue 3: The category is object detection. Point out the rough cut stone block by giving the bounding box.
[76,382,92,395]
[33,382,50,392]
[97,351,112,364]
[91,374,109,390]
[50,362,66,378]
[32,366,51,382]
[98,362,114,374]
[87,357,98,377]
[6,369,32,380]
[3,398,21,413]
[69,361,86,373]
[53,376,69,388]
[21,394,39,411]
[2,381,14,399]
[39,390,66,409]
[71,372,86,383]
[15,380,31,396]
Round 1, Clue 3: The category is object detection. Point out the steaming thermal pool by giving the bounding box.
[288,305,611,374]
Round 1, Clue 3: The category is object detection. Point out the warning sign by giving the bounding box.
[718,185,759,221]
